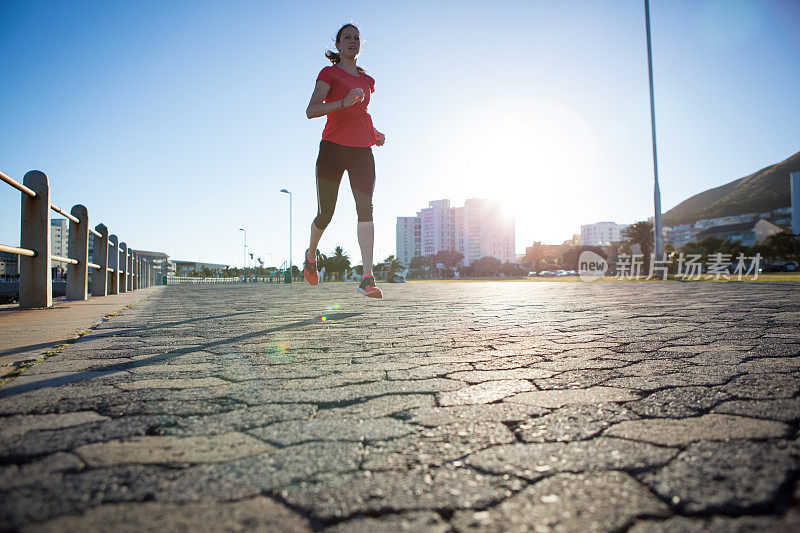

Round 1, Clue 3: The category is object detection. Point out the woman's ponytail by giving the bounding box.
[325,49,341,65]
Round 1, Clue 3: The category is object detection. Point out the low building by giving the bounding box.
[666,224,701,248]
[580,222,629,246]
[1,251,18,278]
[131,250,172,283]
[172,260,229,277]
[692,219,786,246]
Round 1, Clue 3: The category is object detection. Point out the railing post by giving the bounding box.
[91,224,109,297]
[109,235,119,294]
[132,252,138,290]
[119,242,128,293]
[127,250,133,291]
[19,170,52,308]
[66,204,89,300]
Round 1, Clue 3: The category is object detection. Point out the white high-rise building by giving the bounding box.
[580,221,629,246]
[396,198,515,266]
[420,200,455,257]
[460,198,516,266]
[396,216,421,266]
[51,218,68,268]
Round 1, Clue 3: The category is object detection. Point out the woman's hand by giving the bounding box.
[342,88,365,108]
[374,129,386,146]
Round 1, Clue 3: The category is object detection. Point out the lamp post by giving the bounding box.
[645,0,663,258]
[280,189,292,282]
[238,228,246,282]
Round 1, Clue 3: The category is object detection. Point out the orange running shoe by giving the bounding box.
[357,275,382,298]
[303,250,319,286]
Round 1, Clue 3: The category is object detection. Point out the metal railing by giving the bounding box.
[1,169,157,308]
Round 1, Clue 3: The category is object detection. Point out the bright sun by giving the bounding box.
[437,98,601,244]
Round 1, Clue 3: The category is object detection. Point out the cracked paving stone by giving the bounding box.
[313,393,435,420]
[0,385,121,415]
[437,379,535,406]
[248,417,412,446]
[1,464,257,528]
[721,372,800,399]
[446,369,555,383]
[74,432,274,467]
[627,386,730,418]
[629,511,800,532]
[603,370,737,391]
[503,386,638,408]
[227,378,463,405]
[386,363,474,380]
[164,403,317,436]
[514,403,637,442]
[0,452,84,490]
[0,411,110,440]
[202,441,363,491]
[327,511,449,532]
[280,466,524,521]
[261,370,386,390]
[100,397,248,417]
[711,398,800,422]
[0,415,163,460]
[362,420,516,470]
[26,496,312,533]
[605,413,790,446]
[640,440,796,514]
[403,403,549,426]
[115,377,232,391]
[451,471,670,532]
[466,437,678,480]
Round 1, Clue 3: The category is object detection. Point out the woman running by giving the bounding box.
[304,23,385,299]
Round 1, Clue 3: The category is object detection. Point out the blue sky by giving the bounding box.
[1,0,798,269]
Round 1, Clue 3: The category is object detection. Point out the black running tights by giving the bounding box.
[313,140,375,230]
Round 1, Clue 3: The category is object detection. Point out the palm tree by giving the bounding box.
[328,246,351,281]
[624,220,654,271]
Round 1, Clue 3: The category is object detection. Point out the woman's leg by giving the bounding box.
[357,221,374,277]
[310,141,345,260]
[348,148,376,277]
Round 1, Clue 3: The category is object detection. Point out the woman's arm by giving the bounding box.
[306,81,364,119]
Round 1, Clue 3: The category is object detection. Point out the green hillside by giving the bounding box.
[663,150,799,226]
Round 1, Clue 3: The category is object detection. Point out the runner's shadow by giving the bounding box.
[0,312,363,398]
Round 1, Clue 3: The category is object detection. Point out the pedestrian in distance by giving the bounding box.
[304,23,385,298]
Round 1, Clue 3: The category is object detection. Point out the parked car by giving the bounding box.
[539,270,555,277]
[556,270,568,276]
[762,261,798,272]
[527,271,538,277]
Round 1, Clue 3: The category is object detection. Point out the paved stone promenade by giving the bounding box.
[1,281,799,531]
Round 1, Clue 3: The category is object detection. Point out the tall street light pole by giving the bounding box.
[238,228,246,281]
[645,0,664,258]
[280,189,292,281]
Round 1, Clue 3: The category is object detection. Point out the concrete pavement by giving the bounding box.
[0,281,798,531]
[0,286,164,379]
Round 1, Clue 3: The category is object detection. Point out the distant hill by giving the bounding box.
[662,150,799,227]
